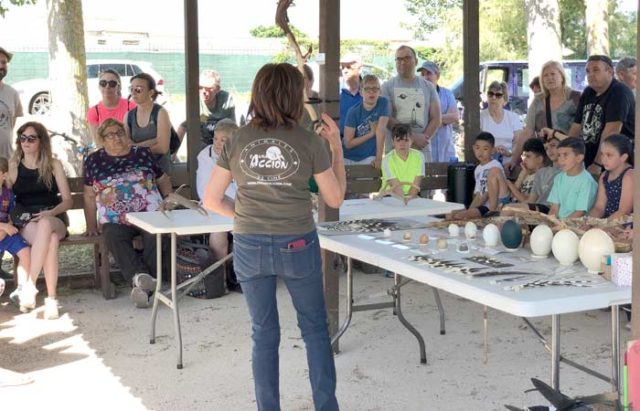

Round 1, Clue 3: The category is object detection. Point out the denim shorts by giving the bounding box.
[0,234,29,256]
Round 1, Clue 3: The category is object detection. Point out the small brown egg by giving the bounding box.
[437,238,448,250]
[403,231,412,241]
[419,234,429,245]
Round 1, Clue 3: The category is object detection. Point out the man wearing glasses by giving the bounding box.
[177,69,236,148]
[0,47,23,159]
[381,45,441,165]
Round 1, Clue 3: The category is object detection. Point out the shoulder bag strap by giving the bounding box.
[545,95,553,129]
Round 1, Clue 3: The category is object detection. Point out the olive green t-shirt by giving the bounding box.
[217,125,331,234]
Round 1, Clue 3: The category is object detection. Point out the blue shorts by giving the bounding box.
[0,234,29,256]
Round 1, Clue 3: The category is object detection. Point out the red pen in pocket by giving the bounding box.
[287,239,306,249]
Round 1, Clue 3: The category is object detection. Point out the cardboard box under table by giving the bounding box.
[126,209,233,369]
[318,219,631,394]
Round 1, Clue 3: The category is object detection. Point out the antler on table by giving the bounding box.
[276,0,318,127]
[159,184,208,217]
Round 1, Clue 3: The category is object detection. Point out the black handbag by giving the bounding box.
[9,203,33,228]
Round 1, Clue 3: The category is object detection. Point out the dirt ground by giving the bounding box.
[0,256,631,411]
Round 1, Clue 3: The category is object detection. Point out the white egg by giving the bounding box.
[482,224,500,247]
[551,229,579,266]
[578,228,615,273]
[530,224,553,257]
[448,224,460,238]
[464,222,478,239]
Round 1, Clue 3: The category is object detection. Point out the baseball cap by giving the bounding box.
[0,47,13,62]
[340,53,362,65]
[417,61,439,75]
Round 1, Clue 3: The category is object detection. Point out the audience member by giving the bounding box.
[480,80,523,170]
[195,118,240,292]
[343,74,389,168]
[177,69,236,147]
[507,138,547,203]
[83,118,171,308]
[380,123,424,203]
[300,64,320,132]
[124,72,172,193]
[418,61,459,162]
[86,69,135,142]
[382,45,441,162]
[9,122,72,319]
[529,76,541,94]
[447,132,509,220]
[0,47,23,159]
[589,134,633,220]
[547,137,597,219]
[562,55,635,174]
[339,53,363,136]
[616,57,637,96]
[504,135,561,214]
[521,60,581,160]
[0,157,32,311]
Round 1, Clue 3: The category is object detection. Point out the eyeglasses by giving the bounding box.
[395,56,413,63]
[99,80,119,88]
[363,87,380,93]
[19,134,39,143]
[102,131,125,140]
[199,86,217,92]
[129,86,145,94]
[487,91,504,98]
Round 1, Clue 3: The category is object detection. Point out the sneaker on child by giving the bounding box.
[18,284,38,313]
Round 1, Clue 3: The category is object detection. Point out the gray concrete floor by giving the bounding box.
[0,268,629,411]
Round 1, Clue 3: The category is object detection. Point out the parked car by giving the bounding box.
[449,59,604,115]
[13,59,168,115]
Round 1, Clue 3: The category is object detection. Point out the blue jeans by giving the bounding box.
[233,231,339,411]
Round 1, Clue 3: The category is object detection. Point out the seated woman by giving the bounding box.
[83,118,171,308]
[9,122,72,319]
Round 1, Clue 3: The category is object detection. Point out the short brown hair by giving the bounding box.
[214,118,238,136]
[249,63,304,130]
[97,118,127,143]
[487,80,509,101]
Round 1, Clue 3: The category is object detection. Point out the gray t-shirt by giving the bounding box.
[218,125,331,234]
[525,89,580,134]
[532,165,562,205]
[381,76,439,159]
[0,83,23,158]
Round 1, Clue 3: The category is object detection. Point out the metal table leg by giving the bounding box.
[331,257,353,349]
[150,233,163,344]
[170,233,183,369]
[394,273,427,364]
[432,288,446,335]
[551,314,560,390]
[611,304,620,393]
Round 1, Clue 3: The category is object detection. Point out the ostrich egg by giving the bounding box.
[464,222,478,239]
[530,225,554,257]
[578,228,615,273]
[482,224,500,247]
[500,220,522,250]
[551,229,579,266]
[448,224,460,237]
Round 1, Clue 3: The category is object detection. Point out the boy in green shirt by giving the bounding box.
[380,123,425,203]
[547,137,598,218]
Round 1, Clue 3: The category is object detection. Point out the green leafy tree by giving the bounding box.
[0,0,36,17]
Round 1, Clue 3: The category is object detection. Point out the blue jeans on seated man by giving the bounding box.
[233,230,339,411]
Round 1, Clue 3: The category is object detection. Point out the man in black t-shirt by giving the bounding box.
[566,55,635,174]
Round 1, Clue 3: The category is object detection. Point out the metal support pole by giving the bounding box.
[551,314,560,390]
[611,305,620,393]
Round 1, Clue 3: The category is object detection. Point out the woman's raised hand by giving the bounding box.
[318,113,341,149]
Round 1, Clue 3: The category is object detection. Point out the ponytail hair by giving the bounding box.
[603,134,633,167]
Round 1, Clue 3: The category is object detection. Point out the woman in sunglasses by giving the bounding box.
[86,69,136,143]
[8,121,72,319]
[479,80,523,171]
[123,73,172,193]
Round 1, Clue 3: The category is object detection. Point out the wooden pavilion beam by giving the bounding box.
[184,0,200,198]
[462,0,480,161]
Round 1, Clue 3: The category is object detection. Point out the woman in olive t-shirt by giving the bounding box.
[203,63,345,411]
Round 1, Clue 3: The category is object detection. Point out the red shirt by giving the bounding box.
[86,98,136,126]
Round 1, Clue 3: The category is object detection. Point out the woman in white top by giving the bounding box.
[480,80,523,169]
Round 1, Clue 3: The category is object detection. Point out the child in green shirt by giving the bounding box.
[380,123,425,203]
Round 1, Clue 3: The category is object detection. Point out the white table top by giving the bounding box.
[126,209,233,235]
[339,197,464,220]
[319,225,631,318]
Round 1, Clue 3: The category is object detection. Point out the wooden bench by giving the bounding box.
[345,162,450,195]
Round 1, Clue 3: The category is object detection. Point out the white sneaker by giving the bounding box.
[44,297,59,320]
[132,273,157,293]
[19,284,38,313]
[0,278,4,297]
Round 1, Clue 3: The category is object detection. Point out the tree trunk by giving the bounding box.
[585,0,609,56]
[46,0,88,176]
[525,0,562,100]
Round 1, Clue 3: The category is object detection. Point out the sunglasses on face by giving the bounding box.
[129,86,146,94]
[102,131,125,140]
[99,79,119,88]
[487,91,504,98]
[19,134,39,143]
